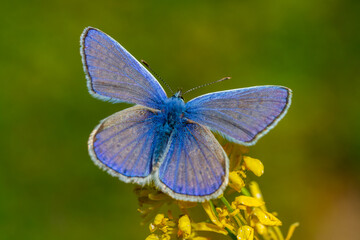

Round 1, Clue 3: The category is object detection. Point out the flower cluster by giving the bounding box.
[136,142,298,240]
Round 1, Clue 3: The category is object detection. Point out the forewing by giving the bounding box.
[155,123,229,202]
[88,106,159,184]
[80,27,167,109]
[185,86,292,145]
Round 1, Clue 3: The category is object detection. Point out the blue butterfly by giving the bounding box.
[80,27,292,202]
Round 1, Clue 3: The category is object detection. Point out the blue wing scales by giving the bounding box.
[184,86,291,145]
[81,27,167,109]
[88,106,160,184]
[155,122,229,202]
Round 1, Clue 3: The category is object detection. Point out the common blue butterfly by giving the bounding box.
[80,27,292,202]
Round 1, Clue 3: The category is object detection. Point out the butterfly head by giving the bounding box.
[167,90,185,110]
[173,90,184,100]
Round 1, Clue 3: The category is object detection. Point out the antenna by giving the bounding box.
[141,60,174,94]
[183,77,231,95]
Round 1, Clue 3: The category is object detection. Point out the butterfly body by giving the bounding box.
[145,92,186,167]
[162,92,186,129]
[81,27,292,202]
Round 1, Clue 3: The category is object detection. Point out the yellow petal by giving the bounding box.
[166,221,176,227]
[192,222,228,235]
[229,171,245,192]
[239,170,247,179]
[243,156,264,176]
[160,226,168,233]
[178,215,191,238]
[223,223,236,234]
[149,223,156,232]
[255,223,267,235]
[285,222,300,240]
[249,181,263,200]
[229,209,240,217]
[267,228,280,240]
[161,234,171,240]
[231,202,247,211]
[234,196,264,207]
[237,225,254,240]
[202,202,223,227]
[249,181,267,211]
[145,233,160,240]
[253,208,282,226]
[216,207,229,218]
[154,214,165,225]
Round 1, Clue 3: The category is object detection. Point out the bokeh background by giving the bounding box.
[1,0,359,239]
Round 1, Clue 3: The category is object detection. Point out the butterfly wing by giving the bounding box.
[155,122,229,202]
[80,27,167,109]
[184,86,292,145]
[88,106,160,184]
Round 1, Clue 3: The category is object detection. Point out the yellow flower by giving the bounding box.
[243,156,264,177]
[228,171,245,192]
[192,222,228,235]
[146,212,226,240]
[285,222,300,240]
[237,226,254,240]
[145,233,160,240]
[178,215,191,238]
[202,201,236,235]
[154,214,166,226]
[202,202,224,228]
[248,181,264,201]
[254,222,267,235]
[248,181,267,212]
[134,186,173,225]
[215,207,237,233]
[233,196,264,208]
[146,213,175,240]
[139,140,298,240]
[252,208,282,226]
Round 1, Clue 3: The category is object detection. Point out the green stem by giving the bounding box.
[209,200,219,218]
[220,196,245,226]
[241,187,251,196]
[220,196,233,212]
[237,212,248,226]
[225,227,237,240]
[210,200,237,240]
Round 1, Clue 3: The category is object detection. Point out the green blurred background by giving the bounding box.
[1,0,359,239]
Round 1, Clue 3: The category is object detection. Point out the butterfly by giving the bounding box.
[80,27,292,202]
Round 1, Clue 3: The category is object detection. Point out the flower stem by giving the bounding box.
[273,226,285,240]
[209,200,219,218]
[220,196,245,226]
[220,196,233,212]
[225,227,238,240]
[241,187,251,196]
[209,200,237,239]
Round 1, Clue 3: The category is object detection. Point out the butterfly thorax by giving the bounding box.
[162,94,186,129]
